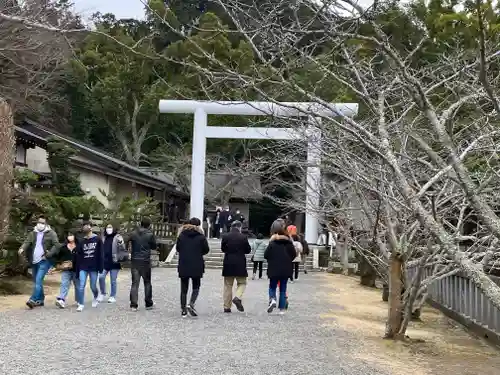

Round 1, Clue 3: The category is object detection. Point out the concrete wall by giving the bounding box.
[26,146,50,173]
[25,146,156,208]
[74,167,111,206]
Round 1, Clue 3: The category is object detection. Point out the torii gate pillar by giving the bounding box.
[159,100,358,243]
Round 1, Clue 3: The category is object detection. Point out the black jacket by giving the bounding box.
[54,241,78,272]
[176,224,210,278]
[219,210,232,226]
[76,234,103,273]
[221,228,251,277]
[233,213,244,223]
[300,236,310,256]
[264,234,296,279]
[129,227,157,263]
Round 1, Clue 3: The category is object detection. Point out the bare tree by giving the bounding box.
[0,0,85,249]
[143,0,500,339]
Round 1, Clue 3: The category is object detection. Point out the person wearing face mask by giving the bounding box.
[75,221,103,312]
[18,215,60,309]
[97,223,126,304]
[233,209,245,224]
[54,232,80,309]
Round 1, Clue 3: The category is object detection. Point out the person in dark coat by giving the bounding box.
[127,216,157,311]
[54,232,79,309]
[97,223,126,304]
[264,222,296,314]
[213,207,222,238]
[221,220,251,313]
[219,206,232,233]
[176,217,210,317]
[299,233,310,274]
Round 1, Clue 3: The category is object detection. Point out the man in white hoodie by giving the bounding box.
[18,215,60,309]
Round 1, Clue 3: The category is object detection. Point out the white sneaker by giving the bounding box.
[97,294,105,303]
[55,299,66,309]
[267,299,277,313]
[92,299,99,308]
[77,304,84,312]
[107,296,116,303]
[279,310,285,316]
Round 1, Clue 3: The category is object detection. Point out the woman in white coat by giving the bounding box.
[290,234,303,282]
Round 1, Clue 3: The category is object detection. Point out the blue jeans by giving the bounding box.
[99,269,120,297]
[78,270,99,305]
[269,278,288,310]
[57,271,80,303]
[30,259,52,303]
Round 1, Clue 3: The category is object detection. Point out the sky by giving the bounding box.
[73,0,146,20]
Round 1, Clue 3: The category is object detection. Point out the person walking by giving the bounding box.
[264,221,296,315]
[54,232,80,309]
[128,216,157,311]
[18,215,60,309]
[219,207,232,234]
[98,223,127,304]
[251,233,267,280]
[76,221,103,312]
[221,220,251,313]
[176,217,210,317]
[290,234,303,282]
[298,233,310,274]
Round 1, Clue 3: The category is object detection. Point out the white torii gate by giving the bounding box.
[159,100,358,243]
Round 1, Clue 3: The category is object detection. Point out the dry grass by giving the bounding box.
[320,273,500,375]
[0,272,128,312]
[0,273,63,311]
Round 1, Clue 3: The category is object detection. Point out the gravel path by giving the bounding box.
[0,269,387,375]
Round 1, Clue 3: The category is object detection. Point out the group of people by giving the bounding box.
[250,226,309,281]
[176,217,307,316]
[18,213,307,317]
[18,215,157,312]
[211,206,245,238]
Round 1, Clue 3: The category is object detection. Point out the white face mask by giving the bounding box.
[36,223,46,231]
[106,228,113,235]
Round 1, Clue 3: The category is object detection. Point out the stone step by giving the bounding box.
[160,263,316,271]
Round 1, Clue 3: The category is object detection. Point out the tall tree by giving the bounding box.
[0,0,84,249]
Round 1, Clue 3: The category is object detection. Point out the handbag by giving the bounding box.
[57,260,73,271]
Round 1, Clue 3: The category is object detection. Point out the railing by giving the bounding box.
[150,222,182,239]
[89,216,182,240]
[407,266,500,341]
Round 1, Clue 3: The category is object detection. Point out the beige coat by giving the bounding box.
[292,240,303,262]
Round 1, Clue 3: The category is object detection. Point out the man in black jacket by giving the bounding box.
[221,220,251,313]
[127,216,157,311]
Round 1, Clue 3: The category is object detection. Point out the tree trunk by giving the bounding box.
[0,99,14,248]
[399,263,424,336]
[385,252,404,339]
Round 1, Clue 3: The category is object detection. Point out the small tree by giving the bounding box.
[46,137,84,197]
[101,191,160,234]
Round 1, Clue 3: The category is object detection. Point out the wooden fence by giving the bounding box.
[407,266,500,343]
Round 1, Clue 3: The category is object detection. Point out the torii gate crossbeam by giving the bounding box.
[159,100,358,243]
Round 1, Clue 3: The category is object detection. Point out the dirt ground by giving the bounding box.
[320,274,500,375]
[0,271,128,311]
[0,272,68,311]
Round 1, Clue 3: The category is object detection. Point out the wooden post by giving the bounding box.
[0,99,14,248]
